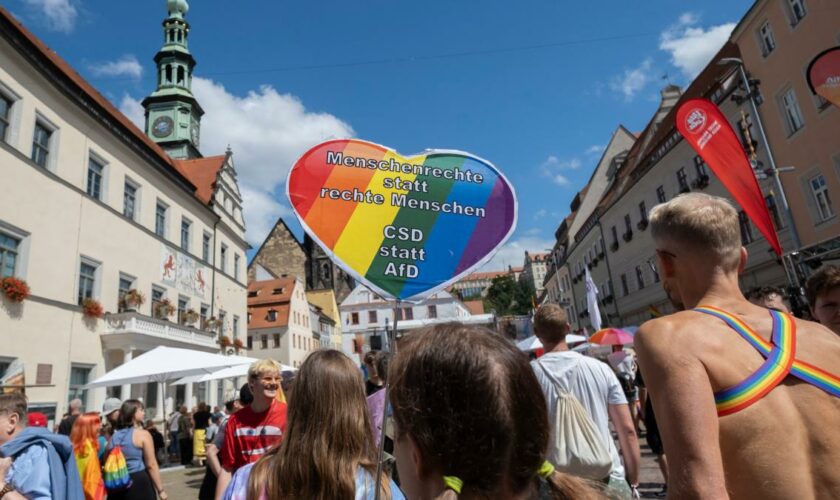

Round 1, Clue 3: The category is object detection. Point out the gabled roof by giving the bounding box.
[247,277,297,306]
[174,155,226,204]
[0,7,206,198]
[248,303,290,330]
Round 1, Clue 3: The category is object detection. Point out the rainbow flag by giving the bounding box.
[648,305,663,318]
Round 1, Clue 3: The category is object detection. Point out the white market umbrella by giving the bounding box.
[517,334,587,352]
[85,346,256,388]
[566,334,587,344]
[171,361,296,386]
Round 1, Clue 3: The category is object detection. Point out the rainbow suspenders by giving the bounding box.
[693,306,840,416]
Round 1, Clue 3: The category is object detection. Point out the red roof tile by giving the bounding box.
[464,300,485,315]
[247,277,297,306]
[174,155,226,204]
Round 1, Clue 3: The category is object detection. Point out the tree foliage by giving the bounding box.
[484,275,534,316]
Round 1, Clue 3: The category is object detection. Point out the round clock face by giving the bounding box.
[152,116,174,138]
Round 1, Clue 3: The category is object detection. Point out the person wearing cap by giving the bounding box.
[101,397,122,440]
[26,412,47,428]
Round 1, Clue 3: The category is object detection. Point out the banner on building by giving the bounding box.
[584,268,602,331]
[160,245,209,299]
[676,98,782,255]
[807,46,840,109]
[287,139,518,301]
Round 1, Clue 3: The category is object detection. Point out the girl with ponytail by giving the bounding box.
[389,323,605,500]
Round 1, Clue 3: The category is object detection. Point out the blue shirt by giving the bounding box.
[110,428,146,473]
[6,442,52,499]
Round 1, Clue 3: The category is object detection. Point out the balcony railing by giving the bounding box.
[104,311,218,349]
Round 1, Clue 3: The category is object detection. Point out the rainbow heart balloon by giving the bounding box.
[286,139,518,301]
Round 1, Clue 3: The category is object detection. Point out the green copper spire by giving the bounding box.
[142,0,204,159]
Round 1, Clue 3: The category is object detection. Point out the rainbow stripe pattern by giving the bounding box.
[695,306,840,416]
[287,139,517,300]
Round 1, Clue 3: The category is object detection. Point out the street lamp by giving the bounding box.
[718,57,803,284]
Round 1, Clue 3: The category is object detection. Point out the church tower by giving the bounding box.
[142,0,203,159]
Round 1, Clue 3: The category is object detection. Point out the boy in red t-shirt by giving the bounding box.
[215,359,287,498]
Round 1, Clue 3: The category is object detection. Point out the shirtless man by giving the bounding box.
[635,193,840,500]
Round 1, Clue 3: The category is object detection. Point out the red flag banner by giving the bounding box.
[676,98,782,255]
[807,46,840,109]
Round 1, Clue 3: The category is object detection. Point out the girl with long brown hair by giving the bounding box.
[70,412,106,500]
[226,350,403,499]
[389,323,605,500]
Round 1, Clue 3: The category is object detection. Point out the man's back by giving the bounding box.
[532,352,627,480]
[637,303,840,500]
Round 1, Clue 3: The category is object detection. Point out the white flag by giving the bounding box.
[584,268,602,331]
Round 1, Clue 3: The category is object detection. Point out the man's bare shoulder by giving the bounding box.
[791,316,840,363]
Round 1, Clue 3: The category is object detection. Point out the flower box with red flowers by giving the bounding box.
[233,338,244,349]
[219,335,232,347]
[1,277,30,303]
[82,298,104,319]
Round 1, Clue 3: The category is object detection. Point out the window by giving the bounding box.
[273,333,280,348]
[368,311,377,323]
[787,0,806,23]
[78,261,97,305]
[151,286,165,317]
[780,88,805,135]
[401,307,414,320]
[261,335,268,350]
[233,316,240,337]
[200,304,209,324]
[155,201,167,237]
[177,296,188,323]
[610,226,618,244]
[202,233,211,262]
[267,309,277,322]
[68,365,92,412]
[739,211,755,244]
[247,336,253,350]
[351,312,359,325]
[221,244,228,273]
[0,94,11,142]
[428,305,438,318]
[656,185,666,203]
[180,218,191,251]
[123,181,138,220]
[635,265,645,290]
[234,254,241,280]
[0,233,20,278]
[810,174,834,221]
[31,121,52,168]
[693,156,708,178]
[86,158,104,199]
[759,21,776,56]
[677,168,689,192]
[650,259,660,283]
[219,311,227,334]
[624,214,632,233]
[118,275,133,312]
[638,201,647,221]
[765,195,785,229]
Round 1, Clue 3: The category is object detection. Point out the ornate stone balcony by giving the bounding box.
[103,311,218,350]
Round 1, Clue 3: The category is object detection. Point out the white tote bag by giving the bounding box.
[538,362,613,480]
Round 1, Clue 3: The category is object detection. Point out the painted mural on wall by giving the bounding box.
[160,245,208,299]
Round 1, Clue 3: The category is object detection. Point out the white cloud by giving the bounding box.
[119,77,354,246]
[610,58,653,101]
[119,94,144,127]
[533,209,547,220]
[525,228,542,236]
[539,155,580,187]
[89,55,143,79]
[479,236,554,272]
[660,13,736,78]
[24,0,77,33]
[553,174,570,186]
[585,145,604,156]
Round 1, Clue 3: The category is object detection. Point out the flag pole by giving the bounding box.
[374,299,400,500]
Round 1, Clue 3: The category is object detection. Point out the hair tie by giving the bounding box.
[442,476,463,494]
[538,461,555,479]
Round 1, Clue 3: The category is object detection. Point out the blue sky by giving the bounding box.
[8,0,752,269]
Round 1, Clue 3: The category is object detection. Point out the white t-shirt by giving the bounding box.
[607,350,636,377]
[532,351,628,481]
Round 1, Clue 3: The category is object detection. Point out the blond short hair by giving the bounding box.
[649,193,742,271]
[248,359,280,380]
[534,304,569,344]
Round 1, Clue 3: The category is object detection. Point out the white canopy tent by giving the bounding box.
[172,361,296,386]
[516,334,587,352]
[85,347,258,421]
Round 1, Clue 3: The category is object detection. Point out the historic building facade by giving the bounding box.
[0,2,247,423]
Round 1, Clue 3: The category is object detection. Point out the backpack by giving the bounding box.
[537,361,614,480]
[103,433,133,492]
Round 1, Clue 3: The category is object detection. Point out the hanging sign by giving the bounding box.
[676,98,782,255]
[807,46,840,109]
[287,139,517,301]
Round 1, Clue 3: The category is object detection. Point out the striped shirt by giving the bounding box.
[220,400,287,471]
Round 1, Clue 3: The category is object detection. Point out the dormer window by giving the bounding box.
[248,291,258,298]
[267,309,278,322]
[272,288,284,295]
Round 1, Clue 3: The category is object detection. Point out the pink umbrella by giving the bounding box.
[589,328,634,346]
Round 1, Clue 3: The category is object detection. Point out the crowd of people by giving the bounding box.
[0,193,838,499]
